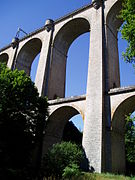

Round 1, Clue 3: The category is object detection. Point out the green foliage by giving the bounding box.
[42,141,84,178]
[72,172,134,180]
[62,163,81,179]
[125,114,135,163]
[119,0,135,63]
[0,63,48,178]
[125,114,135,175]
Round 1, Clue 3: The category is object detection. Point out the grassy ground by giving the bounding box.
[76,173,135,180]
[43,173,135,180]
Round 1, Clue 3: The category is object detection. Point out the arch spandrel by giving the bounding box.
[16,38,42,75]
[0,53,9,64]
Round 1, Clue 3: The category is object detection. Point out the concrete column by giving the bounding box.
[47,46,67,100]
[35,26,53,96]
[82,6,104,173]
[7,47,17,69]
[105,25,120,89]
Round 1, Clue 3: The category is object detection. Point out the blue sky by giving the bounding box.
[0,0,134,130]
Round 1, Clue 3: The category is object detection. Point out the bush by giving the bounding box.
[62,164,81,179]
[42,141,84,178]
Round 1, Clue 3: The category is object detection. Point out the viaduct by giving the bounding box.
[0,0,135,174]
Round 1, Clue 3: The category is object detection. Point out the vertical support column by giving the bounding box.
[7,47,18,69]
[105,25,120,89]
[47,46,67,100]
[35,20,54,96]
[105,0,123,173]
[82,6,104,173]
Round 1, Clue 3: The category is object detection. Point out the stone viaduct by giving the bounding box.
[0,0,135,174]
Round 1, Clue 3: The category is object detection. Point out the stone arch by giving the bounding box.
[111,95,135,173]
[0,53,9,64]
[42,105,83,153]
[47,17,90,99]
[16,38,42,76]
[106,0,123,36]
[105,0,123,89]
[54,17,90,55]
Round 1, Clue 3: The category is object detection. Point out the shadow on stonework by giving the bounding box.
[80,147,95,173]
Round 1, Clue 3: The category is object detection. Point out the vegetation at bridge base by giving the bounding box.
[42,172,135,180]
[125,114,135,176]
[0,63,48,179]
[41,141,85,179]
[71,172,135,180]
[119,0,135,64]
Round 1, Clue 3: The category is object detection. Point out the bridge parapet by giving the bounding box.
[108,86,135,95]
[48,94,86,105]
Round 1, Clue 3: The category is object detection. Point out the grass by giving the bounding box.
[43,172,135,180]
[73,172,135,180]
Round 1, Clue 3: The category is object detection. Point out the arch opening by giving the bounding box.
[65,32,89,97]
[30,54,40,82]
[42,106,84,153]
[118,29,135,87]
[54,18,90,56]
[62,114,84,145]
[0,53,9,64]
[16,38,42,77]
[111,95,135,173]
[47,18,90,100]
[106,0,135,89]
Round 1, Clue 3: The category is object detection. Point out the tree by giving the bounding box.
[0,63,48,179]
[119,0,135,63]
[42,141,84,178]
[125,114,135,175]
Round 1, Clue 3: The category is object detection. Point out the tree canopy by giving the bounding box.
[119,0,135,63]
[0,63,48,179]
